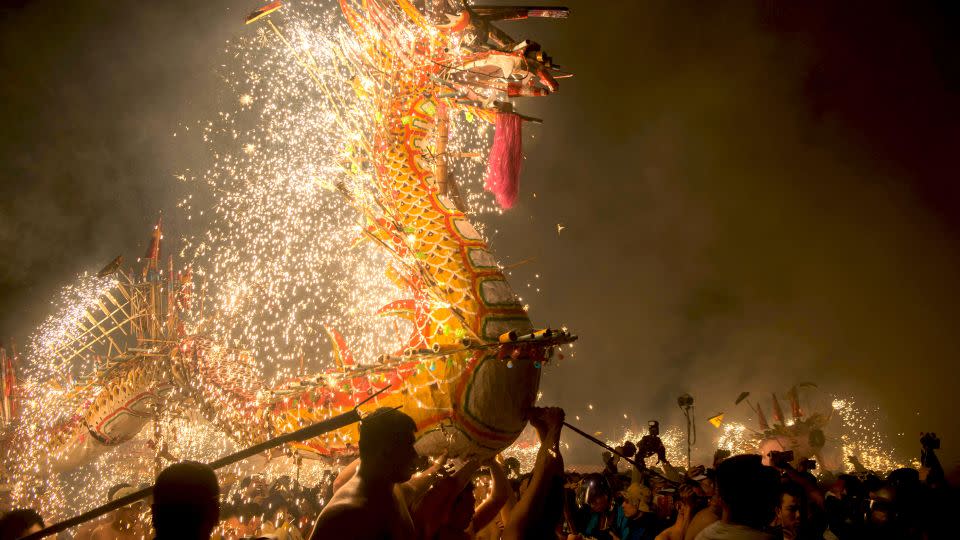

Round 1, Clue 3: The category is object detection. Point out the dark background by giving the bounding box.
[1,1,958,468]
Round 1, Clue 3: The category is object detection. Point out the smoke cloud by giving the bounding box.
[1,0,958,467]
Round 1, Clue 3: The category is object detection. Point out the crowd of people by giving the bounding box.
[0,407,954,539]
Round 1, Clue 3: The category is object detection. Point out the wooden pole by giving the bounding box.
[562,421,678,486]
[432,103,466,211]
[18,383,390,540]
[435,103,450,196]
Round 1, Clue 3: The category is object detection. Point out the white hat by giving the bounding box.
[110,486,139,502]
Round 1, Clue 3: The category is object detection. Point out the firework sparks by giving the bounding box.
[606,426,685,468]
[831,398,910,473]
[716,422,758,456]
[3,0,538,519]
[177,0,504,381]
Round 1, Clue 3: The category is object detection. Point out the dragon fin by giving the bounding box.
[324,327,355,372]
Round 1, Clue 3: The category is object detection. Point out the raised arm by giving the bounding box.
[410,458,481,539]
[771,461,825,509]
[469,458,511,533]
[402,452,449,505]
[503,407,565,540]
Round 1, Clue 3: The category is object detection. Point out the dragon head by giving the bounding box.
[337,0,567,117]
[424,2,568,108]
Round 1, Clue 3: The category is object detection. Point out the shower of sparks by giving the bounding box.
[606,426,685,468]
[715,422,758,456]
[831,398,910,473]
[24,273,119,383]
[2,0,521,520]
[500,425,571,474]
[18,274,117,433]
[6,274,128,513]
[176,0,501,381]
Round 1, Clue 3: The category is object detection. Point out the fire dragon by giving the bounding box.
[1,0,573,477]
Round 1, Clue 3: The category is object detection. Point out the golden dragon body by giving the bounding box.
[5,0,570,476]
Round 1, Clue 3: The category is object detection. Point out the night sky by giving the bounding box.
[2,1,959,468]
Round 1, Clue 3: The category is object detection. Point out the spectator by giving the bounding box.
[571,472,615,539]
[655,484,698,540]
[243,475,269,505]
[684,491,720,540]
[614,482,658,540]
[91,484,144,540]
[152,461,220,540]
[432,458,511,539]
[694,455,778,540]
[0,509,44,540]
[435,479,478,540]
[309,407,419,539]
[261,494,303,540]
[772,483,803,539]
[237,501,264,537]
[688,466,715,499]
[822,473,865,539]
[863,485,902,540]
[651,484,677,524]
[214,503,242,540]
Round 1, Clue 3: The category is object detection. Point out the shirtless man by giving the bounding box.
[310,407,420,539]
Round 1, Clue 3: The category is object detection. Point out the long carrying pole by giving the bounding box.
[20,386,389,540]
[562,421,678,486]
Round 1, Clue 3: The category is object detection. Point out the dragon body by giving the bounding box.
[5,0,569,478]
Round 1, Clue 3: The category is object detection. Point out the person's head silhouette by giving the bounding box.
[151,461,220,540]
[358,407,419,483]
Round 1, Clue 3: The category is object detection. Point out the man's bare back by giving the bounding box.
[310,408,420,540]
[311,473,415,539]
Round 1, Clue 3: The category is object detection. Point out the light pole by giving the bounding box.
[678,393,695,469]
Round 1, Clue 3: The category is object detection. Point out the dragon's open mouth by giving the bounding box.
[420,2,569,106]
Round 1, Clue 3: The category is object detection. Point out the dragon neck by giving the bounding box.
[376,93,532,348]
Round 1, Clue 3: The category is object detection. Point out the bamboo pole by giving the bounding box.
[18,384,389,540]
[562,421,678,486]
[97,299,130,337]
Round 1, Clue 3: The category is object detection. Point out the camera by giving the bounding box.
[638,420,666,462]
[768,450,794,468]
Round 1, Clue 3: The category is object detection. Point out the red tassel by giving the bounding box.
[485,112,523,209]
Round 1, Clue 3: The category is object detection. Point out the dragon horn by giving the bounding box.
[771,393,785,425]
[746,399,769,431]
[788,385,803,420]
[756,403,770,430]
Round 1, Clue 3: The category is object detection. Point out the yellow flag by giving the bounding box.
[708,413,724,428]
